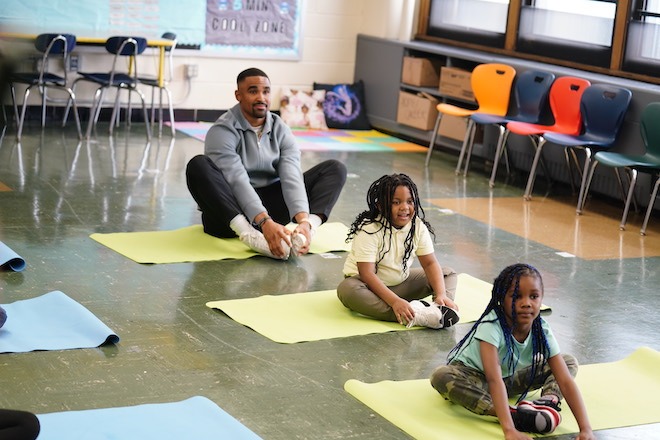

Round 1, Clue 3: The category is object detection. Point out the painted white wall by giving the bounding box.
[45,0,416,113]
[167,0,417,111]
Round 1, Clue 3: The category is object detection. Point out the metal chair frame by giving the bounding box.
[65,36,151,140]
[9,33,82,140]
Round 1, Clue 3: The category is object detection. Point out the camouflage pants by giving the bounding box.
[429,353,578,415]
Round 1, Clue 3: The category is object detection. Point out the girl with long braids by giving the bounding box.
[337,173,459,329]
[430,263,595,440]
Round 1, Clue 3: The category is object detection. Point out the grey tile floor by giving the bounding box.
[0,122,658,439]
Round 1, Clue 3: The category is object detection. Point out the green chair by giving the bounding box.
[580,102,660,234]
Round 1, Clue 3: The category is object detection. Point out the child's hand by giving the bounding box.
[392,299,414,325]
[434,295,459,311]
[504,430,532,440]
[575,430,596,440]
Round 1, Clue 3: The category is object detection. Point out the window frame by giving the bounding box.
[415,0,659,85]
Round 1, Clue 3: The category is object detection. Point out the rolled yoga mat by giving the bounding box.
[0,241,26,271]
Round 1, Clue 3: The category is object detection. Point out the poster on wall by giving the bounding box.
[204,0,302,60]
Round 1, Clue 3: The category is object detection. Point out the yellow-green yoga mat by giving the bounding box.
[345,347,660,439]
[89,222,351,264]
[205,274,550,343]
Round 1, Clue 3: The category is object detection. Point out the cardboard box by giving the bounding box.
[401,56,441,87]
[438,114,469,141]
[396,90,438,131]
[439,67,475,102]
[438,114,484,143]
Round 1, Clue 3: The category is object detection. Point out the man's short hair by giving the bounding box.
[237,68,269,86]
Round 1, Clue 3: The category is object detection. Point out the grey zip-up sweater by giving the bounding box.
[204,104,309,222]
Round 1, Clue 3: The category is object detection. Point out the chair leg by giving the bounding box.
[62,88,83,139]
[455,118,473,175]
[86,87,106,139]
[641,175,660,235]
[425,113,443,167]
[619,168,638,231]
[523,136,547,200]
[10,84,20,129]
[16,86,34,140]
[489,126,508,188]
[576,159,599,215]
[150,86,157,128]
[109,89,123,135]
[133,88,152,140]
[157,87,164,136]
[575,147,592,214]
[162,86,175,136]
[462,120,479,176]
[62,78,80,125]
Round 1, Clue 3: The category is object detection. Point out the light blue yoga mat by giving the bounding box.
[0,291,119,353]
[37,396,262,440]
[0,241,26,271]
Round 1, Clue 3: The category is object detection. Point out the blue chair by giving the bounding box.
[9,33,82,140]
[137,32,177,137]
[66,36,151,139]
[524,84,632,209]
[464,70,555,185]
[580,102,660,234]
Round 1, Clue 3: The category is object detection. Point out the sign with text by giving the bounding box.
[205,0,302,59]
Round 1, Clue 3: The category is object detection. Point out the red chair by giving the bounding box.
[506,76,591,200]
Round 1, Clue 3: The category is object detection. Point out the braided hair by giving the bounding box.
[447,263,551,403]
[346,173,434,274]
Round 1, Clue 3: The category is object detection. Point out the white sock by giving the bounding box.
[229,214,253,236]
[308,214,322,230]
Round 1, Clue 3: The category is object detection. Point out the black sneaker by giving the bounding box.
[510,403,561,434]
[438,305,460,328]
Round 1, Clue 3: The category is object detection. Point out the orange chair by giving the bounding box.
[425,63,516,173]
[506,76,591,200]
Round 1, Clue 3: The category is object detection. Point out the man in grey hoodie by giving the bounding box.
[186,68,347,260]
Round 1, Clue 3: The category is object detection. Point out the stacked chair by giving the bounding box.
[65,36,151,140]
[425,63,516,171]
[579,101,660,234]
[505,76,592,201]
[9,33,82,140]
[540,84,632,211]
[465,69,556,187]
[137,32,177,137]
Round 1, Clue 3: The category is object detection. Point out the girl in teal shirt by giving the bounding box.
[430,263,595,440]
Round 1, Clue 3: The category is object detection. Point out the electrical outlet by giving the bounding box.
[185,64,198,79]
[68,54,79,72]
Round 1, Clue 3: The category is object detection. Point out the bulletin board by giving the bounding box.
[0,0,303,60]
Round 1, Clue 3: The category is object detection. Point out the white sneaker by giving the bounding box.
[406,300,444,329]
[290,233,307,256]
[239,230,290,260]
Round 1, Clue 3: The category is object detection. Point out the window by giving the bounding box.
[517,0,616,67]
[624,0,660,75]
[426,0,510,48]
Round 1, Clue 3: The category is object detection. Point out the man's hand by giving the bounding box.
[261,219,292,259]
[292,222,312,255]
